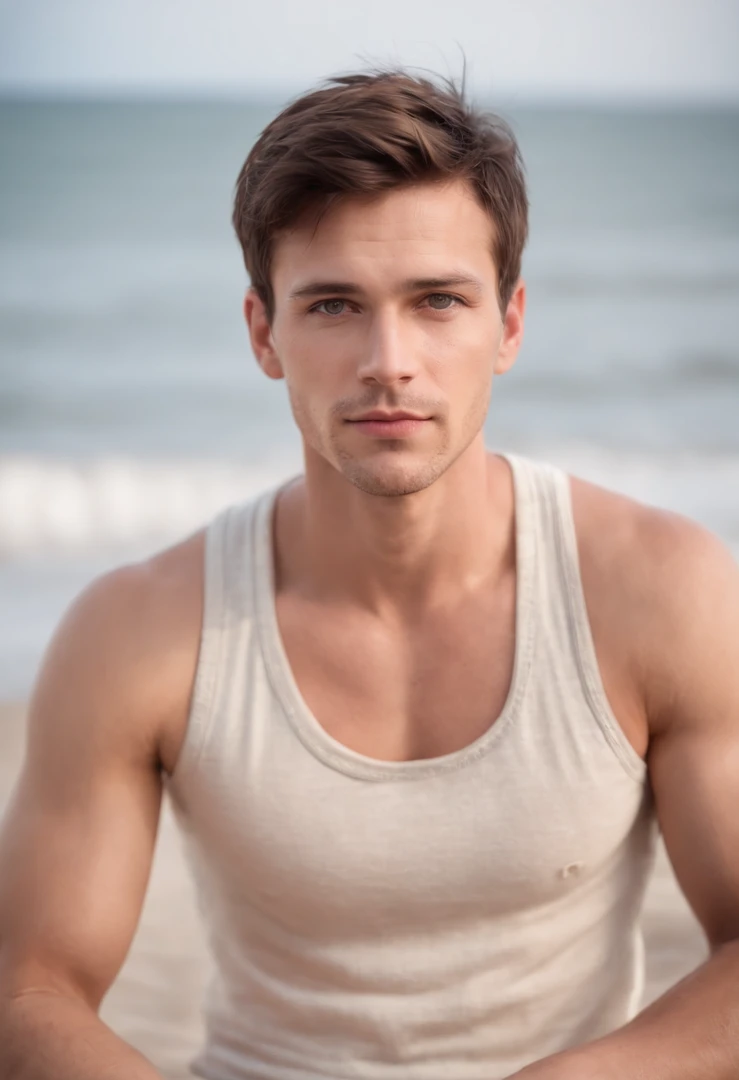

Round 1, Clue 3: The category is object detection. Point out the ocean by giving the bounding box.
[1,98,738,699]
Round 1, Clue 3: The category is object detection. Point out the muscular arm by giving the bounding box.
[515,513,739,1079]
[0,544,201,1078]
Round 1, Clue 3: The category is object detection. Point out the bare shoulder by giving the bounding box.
[569,473,739,737]
[28,529,206,775]
[570,471,735,578]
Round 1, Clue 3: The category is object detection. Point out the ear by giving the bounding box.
[494,279,526,376]
[244,288,284,380]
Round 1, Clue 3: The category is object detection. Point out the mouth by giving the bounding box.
[345,411,432,439]
[348,410,430,422]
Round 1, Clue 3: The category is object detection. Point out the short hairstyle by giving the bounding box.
[232,70,529,320]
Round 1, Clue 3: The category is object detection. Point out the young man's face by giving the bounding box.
[247,179,525,497]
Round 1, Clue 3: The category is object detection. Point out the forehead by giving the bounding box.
[270,180,498,292]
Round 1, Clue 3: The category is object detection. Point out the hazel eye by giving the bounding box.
[426,293,457,310]
[315,299,346,316]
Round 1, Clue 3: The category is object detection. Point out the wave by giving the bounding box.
[1,449,738,557]
[0,456,299,557]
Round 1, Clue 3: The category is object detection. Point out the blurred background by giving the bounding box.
[0,2,737,1074]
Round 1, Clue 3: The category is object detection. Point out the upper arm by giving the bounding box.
[0,551,200,1009]
[641,518,739,950]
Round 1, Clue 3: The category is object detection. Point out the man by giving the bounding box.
[0,70,737,1080]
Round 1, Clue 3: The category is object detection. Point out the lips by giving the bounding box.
[348,411,429,423]
[345,412,432,439]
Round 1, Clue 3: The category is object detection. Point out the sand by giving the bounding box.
[0,702,707,1079]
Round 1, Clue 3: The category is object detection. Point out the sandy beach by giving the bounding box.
[0,701,708,1079]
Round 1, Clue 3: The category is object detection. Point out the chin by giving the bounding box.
[335,453,449,498]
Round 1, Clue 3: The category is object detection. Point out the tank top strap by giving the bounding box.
[169,493,264,784]
[502,453,645,782]
[498,449,540,682]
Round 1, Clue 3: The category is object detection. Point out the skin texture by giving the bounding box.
[0,179,737,1079]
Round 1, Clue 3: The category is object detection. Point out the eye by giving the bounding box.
[313,299,347,316]
[425,293,459,311]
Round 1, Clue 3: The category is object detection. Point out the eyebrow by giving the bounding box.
[288,274,484,301]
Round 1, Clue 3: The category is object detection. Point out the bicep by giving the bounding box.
[646,527,739,951]
[0,570,165,1008]
[649,722,739,950]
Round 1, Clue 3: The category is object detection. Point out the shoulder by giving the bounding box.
[569,472,739,736]
[569,471,734,579]
[67,530,203,631]
[29,530,206,773]
[53,529,205,674]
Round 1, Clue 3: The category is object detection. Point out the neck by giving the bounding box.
[275,437,516,616]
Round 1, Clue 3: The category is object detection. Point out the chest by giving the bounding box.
[177,701,654,945]
[274,573,517,762]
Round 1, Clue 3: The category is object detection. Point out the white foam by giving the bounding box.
[0,455,301,557]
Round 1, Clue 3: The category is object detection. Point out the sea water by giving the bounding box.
[1,99,738,698]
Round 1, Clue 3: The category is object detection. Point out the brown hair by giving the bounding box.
[232,70,528,320]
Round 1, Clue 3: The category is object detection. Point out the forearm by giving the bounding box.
[0,989,164,1080]
[514,940,739,1080]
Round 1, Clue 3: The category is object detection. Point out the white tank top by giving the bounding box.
[167,453,657,1080]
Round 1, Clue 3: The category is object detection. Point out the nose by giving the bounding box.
[355,312,420,387]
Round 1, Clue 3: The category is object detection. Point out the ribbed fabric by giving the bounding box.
[167,454,657,1080]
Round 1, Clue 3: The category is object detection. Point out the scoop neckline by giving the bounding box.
[253,454,537,782]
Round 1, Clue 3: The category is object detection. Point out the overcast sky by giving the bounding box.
[1,0,738,103]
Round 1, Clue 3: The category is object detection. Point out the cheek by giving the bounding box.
[281,353,337,440]
[285,345,361,423]
[423,312,498,367]
[286,363,339,417]
[431,334,496,396]
[278,320,351,375]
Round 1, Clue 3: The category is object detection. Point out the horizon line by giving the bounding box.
[1,83,738,112]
